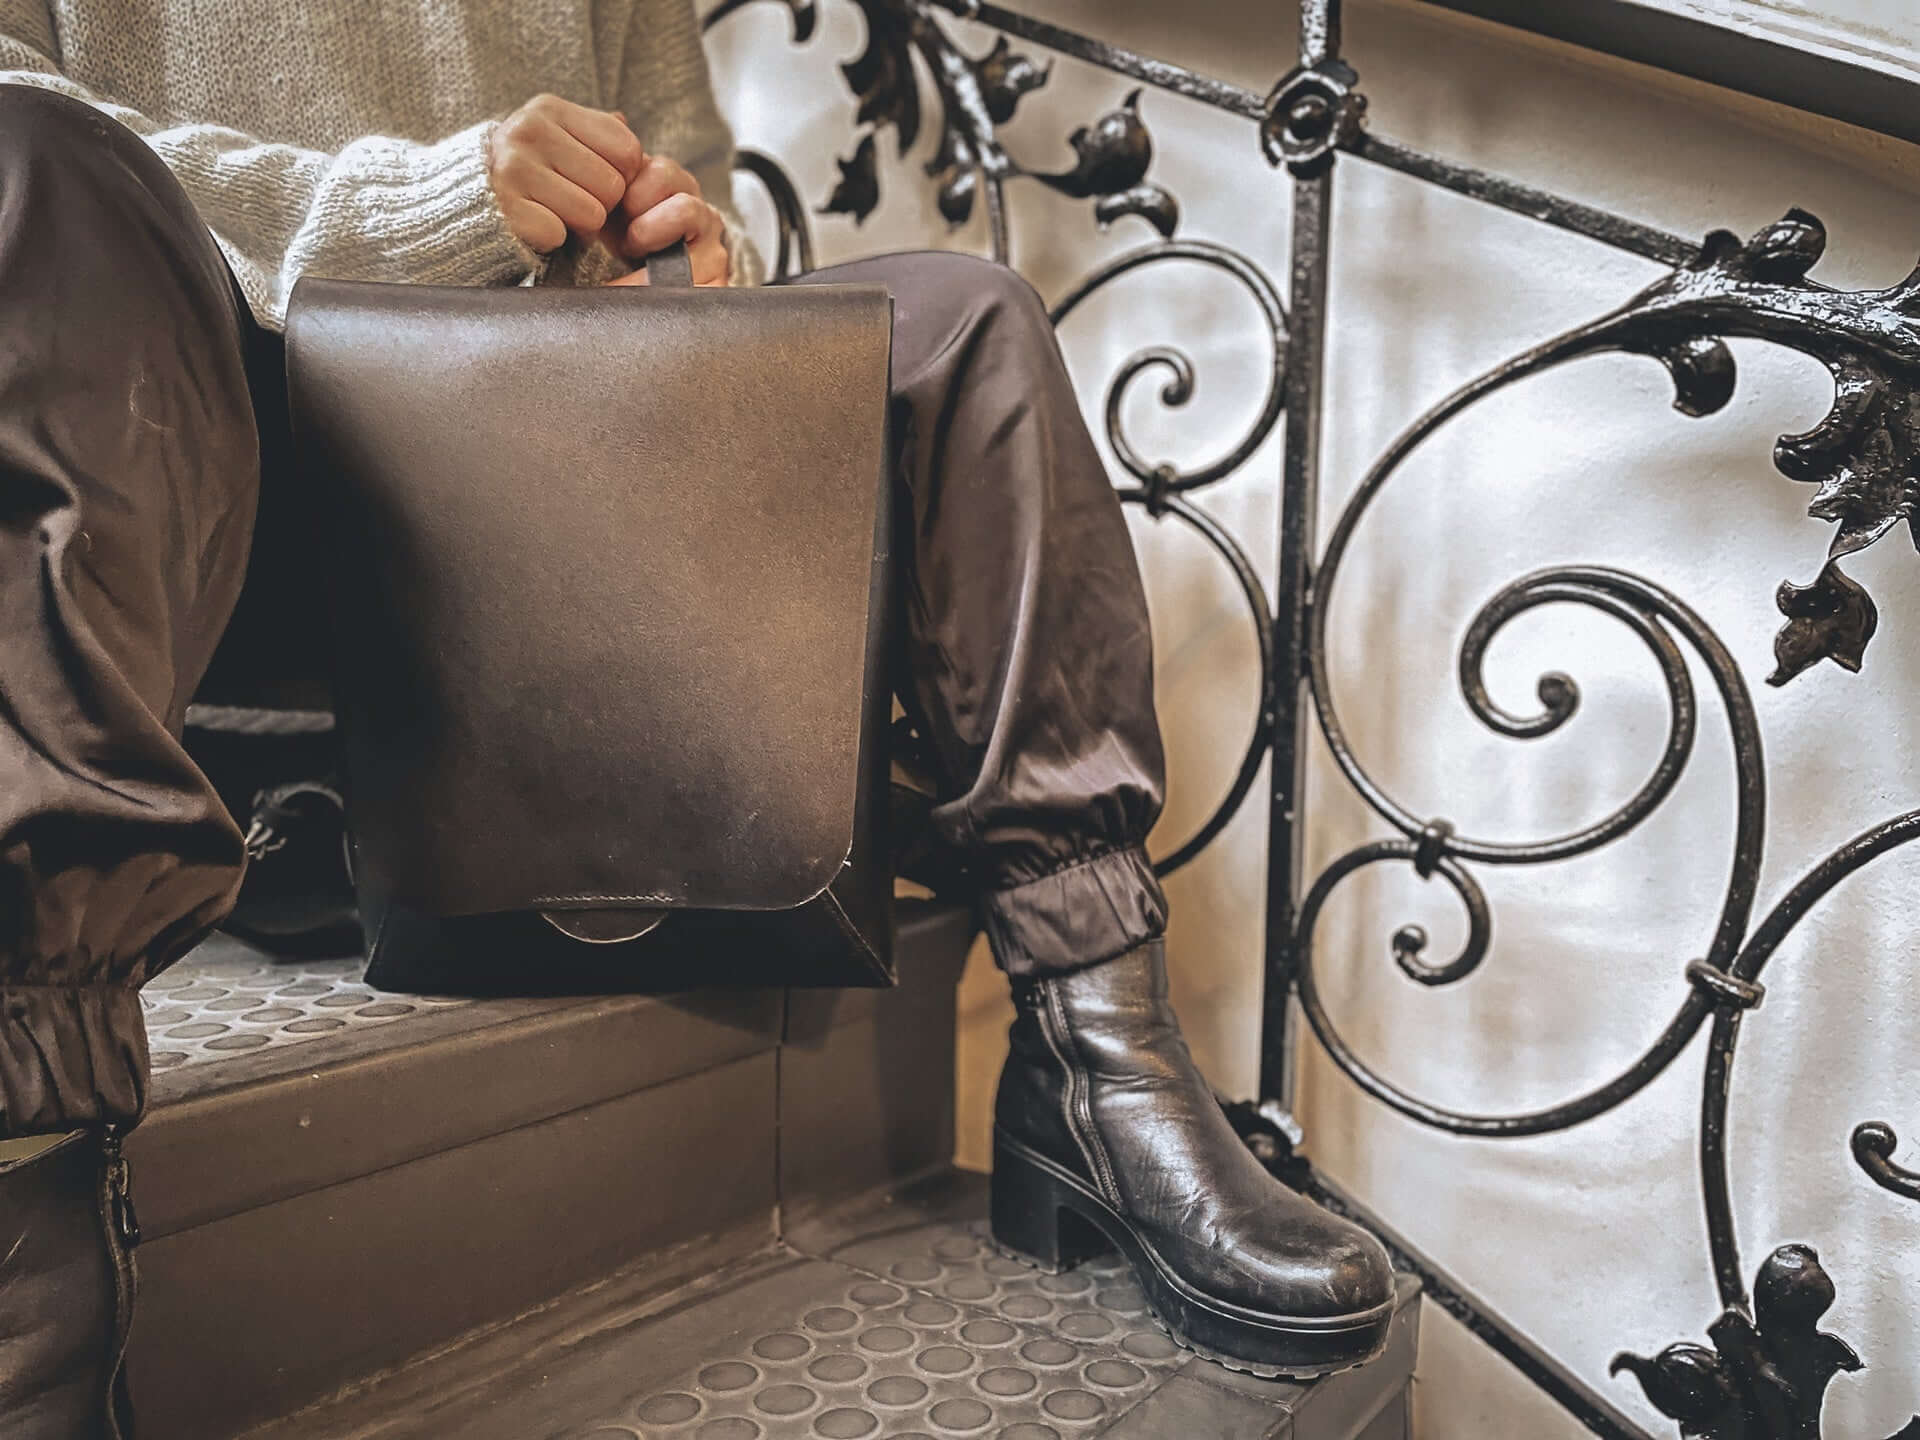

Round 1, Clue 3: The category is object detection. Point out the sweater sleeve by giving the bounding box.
[617,0,764,287]
[0,0,541,329]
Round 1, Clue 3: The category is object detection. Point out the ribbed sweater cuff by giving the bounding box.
[718,207,764,288]
[369,120,542,289]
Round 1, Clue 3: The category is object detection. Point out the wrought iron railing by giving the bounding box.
[705,2,1920,1435]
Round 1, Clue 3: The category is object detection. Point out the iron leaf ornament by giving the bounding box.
[1612,1245,1918,1440]
[1770,562,1876,685]
[1396,208,1920,684]
[823,131,881,223]
[1601,209,1919,682]
[1033,87,1153,200]
[720,0,1179,250]
[841,0,922,148]
[975,34,1048,123]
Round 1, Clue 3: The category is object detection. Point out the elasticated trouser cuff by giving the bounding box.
[0,986,149,1136]
[788,256,1169,982]
[0,88,250,1137]
[982,845,1168,978]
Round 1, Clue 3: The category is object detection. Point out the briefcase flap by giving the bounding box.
[285,279,894,920]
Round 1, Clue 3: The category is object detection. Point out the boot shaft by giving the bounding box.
[0,1130,137,1439]
[994,942,1212,1209]
[994,942,1196,1154]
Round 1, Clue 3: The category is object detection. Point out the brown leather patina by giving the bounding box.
[285,256,899,989]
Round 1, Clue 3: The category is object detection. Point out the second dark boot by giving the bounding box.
[990,941,1396,1377]
[0,1129,140,1438]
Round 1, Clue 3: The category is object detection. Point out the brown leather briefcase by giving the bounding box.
[284,245,897,993]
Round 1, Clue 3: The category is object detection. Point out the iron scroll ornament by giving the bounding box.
[700,4,1920,1423]
[1047,240,1289,878]
[705,0,1181,259]
[1298,210,1920,1436]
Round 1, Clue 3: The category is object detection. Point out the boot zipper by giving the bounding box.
[1040,985,1120,1206]
[99,1126,140,1440]
[103,1128,141,1249]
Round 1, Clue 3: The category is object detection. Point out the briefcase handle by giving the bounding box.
[538,237,693,290]
[645,240,692,288]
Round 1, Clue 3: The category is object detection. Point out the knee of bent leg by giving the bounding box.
[0,83,189,222]
[0,83,123,165]
[914,250,1054,339]
[0,83,213,260]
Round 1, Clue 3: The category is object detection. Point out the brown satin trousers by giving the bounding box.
[0,84,1168,1138]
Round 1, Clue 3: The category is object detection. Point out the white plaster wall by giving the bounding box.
[706,3,1920,1433]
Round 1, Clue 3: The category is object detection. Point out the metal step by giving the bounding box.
[123,908,1419,1440]
[244,1171,1420,1440]
[123,903,975,1439]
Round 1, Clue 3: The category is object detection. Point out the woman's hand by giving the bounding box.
[602,154,729,286]
[488,95,645,254]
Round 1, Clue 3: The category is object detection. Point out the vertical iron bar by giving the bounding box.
[1260,0,1340,1106]
[985,172,1012,265]
[1700,1010,1753,1311]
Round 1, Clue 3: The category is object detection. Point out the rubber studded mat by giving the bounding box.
[558,1211,1419,1440]
[569,1229,1178,1438]
[242,1173,1416,1440]
[142,932,469,1074]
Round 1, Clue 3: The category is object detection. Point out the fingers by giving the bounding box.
[623,154,702,212]
[550,98,646,182]
[538,127,630,214]
[499,195,568,255]
[620,192,729,284]
[615,156,701,254]
[489,93,646,253]
[689,230,729,286]
[488,100,732,283]
[519,164,615,238]
[621,190,708,254]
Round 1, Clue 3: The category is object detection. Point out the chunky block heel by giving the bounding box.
[990,1137,1112,1273]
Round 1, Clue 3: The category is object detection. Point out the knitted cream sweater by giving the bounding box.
[0,0,762,328]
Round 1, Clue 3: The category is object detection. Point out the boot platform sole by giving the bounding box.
[990,1134,1395,1380]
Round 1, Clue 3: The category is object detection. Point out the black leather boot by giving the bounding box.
[990,942,1396,1378]
[0,1130,140,1438]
